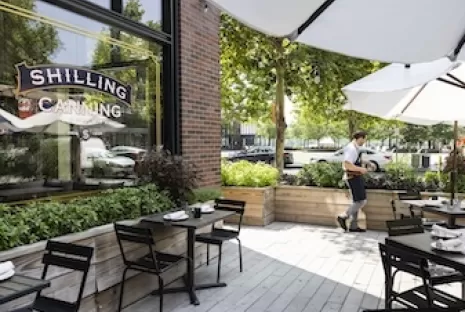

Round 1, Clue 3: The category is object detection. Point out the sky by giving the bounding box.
[35,0,162,66]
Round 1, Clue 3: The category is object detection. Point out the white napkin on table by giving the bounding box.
[432,224,461,238]
[436,238,463,249]
[0,261,14,275]
[164,211,188,220]
[201,203,214,212]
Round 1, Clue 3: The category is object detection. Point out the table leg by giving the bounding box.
[384,259,392,309]
[187,228,199,305]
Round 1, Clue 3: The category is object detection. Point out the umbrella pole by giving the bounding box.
[451,120,458,204]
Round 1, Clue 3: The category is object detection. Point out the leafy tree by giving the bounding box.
[256,118,276,145]
[0,0,60,102]
[221,14,383,172]
[400,124,430,147]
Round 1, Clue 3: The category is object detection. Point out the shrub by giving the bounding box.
[0,184,173,251]
[296,162,345,188]
[221,161,279,187]
[136,148,198,205]
[188,188,222,204]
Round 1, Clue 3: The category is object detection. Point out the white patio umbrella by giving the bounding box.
[207,0,465,64]
[0,108,35,132]
[342,60,465,202]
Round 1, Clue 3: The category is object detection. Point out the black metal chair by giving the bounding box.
[12,240,94,312]
[114,223,190,312]
[397,191,423,218]
[386,218,465,287]
[380,243,465,310]
[195,199,245,283]
[363,308,455,311]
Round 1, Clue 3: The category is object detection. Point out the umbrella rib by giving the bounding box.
[436,77,465,89]
[291,0,337,39]
[399,83,428,115]
[453,31,465,57]
[445,73,465,87]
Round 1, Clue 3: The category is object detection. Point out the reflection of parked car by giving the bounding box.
[110,146,146,161]
[82,148,135,177]
[310,148,392,172]
[227,146,294,167]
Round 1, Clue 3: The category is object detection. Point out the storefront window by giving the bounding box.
[0,0,162,201]
[123,0,162,28]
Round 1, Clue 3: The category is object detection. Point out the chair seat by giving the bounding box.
[195,229,239,245]
[11,296,76,312]
[127,252,185,273]
[393,285,465,309]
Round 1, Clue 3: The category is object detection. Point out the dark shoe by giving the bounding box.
[349,228,366,233]
[337,216,348,231]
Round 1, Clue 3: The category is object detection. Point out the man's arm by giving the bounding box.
[343,160,366,173]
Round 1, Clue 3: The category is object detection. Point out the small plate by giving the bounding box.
[431,242,465,254]
[201,207,215,214]
[431,231,460,240]
[163,214,189,222]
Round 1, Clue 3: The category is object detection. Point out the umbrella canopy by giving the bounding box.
[342,60,465,125]
[0,108,35,131]
[207,0,465,63]
[23,104,125,135]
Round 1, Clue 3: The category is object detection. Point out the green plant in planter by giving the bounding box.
[188,188,222,204]
[136,148,198,205]
[296,162,345,188]
[0,184,173,251]
[221,161,279,187]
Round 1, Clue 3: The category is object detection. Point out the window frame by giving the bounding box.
[41,0,180,154]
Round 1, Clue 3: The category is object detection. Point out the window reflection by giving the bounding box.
[0,0,162,201]
[123,0,162,29]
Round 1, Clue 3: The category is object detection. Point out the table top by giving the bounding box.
[142,210,236,229]
[0,274,50,305]
[386,233,465,272]
[401,199,465,216]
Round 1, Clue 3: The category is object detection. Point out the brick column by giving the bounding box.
[178,0,221,187]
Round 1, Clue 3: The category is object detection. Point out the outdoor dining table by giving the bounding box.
[385,232,465,304]
[141,209,235,306]
[401,199,465,227]
[0,274,50,305]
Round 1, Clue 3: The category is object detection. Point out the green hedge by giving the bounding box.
[221,161,279,187]
[0,184,174,251]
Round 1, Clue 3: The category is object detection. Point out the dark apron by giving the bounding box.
[346,152,367,202]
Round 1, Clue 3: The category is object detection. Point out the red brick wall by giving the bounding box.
[178,0,221,187]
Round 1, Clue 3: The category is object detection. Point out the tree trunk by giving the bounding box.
[348,114,356,139]
[275,60,285,175]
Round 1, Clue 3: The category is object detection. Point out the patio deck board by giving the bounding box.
[124,222,464,312]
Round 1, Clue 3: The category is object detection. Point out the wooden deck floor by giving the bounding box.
[124,222,463,312]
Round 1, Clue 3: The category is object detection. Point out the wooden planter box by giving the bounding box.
[275,186,367,229]
[0,217,218,311]
[221,187,275,226]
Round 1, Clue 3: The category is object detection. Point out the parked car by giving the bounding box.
[310,148,392,171]
[110,146,146,161]
[82,148,135,177]
[227,146,294,167]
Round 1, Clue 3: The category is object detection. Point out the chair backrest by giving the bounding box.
[363,308,452,312]
[114,223,160,271]
[214,198,246,232]
[398,191,422,200]
[386,218,424,236]
[378,243,433,306]
[37,240,94,312]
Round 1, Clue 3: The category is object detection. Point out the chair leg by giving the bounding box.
[117,267,129,312]
[237,237,243,273]
[217,243,223,283]
[158,276,164,312]
[206,243,210,266]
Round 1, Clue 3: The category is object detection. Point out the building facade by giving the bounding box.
[0,0,220,202]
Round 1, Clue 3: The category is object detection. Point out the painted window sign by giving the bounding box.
[15,62,133,105]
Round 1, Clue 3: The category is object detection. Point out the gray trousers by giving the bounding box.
[343,199,367,229]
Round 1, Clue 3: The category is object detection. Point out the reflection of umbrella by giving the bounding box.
[342,60,465,202]
[0,108,34,131]
[23,105,125,134]
[207,0,465,63]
